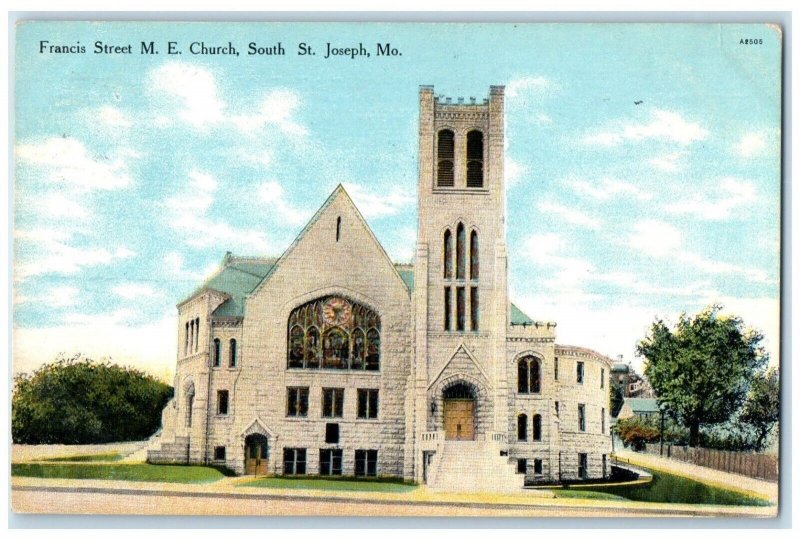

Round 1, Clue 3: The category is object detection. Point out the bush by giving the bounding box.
[616,417,660,451]
[12,354,173,444]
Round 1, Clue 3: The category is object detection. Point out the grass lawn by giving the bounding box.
[11,463,225,484]
[554,468,773,506]
[550,489,627,501]
[42,452,123,462]
[240,476,418,493]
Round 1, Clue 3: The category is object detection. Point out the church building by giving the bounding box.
[148,85,613,491]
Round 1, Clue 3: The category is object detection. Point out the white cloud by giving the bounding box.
[15,230,135,281]
[164,170,271,252]
[735,132,767,158]
[97,105,132,128]
[536,200,601,229]
[13,313,178,383]
[111,283,163,300]
[505,156,527,188]
[664,177,757,220]
[583,109,709,147]
[342,182,414,219]
[566,177,651,202]
[506,76,554,98]
[16,137,132,191]
[648,151,685,172]
[149,62,225,129]
[258,181,312,226]
[149,62,306,136]
[38,192,88,219]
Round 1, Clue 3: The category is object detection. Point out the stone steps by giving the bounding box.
[146,436,189,464]
[428,440,525,494]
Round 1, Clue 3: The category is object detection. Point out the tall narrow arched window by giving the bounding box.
[518,356,542,394]
[229,339,237,367]
[336,216,341,242]
[517,414,528,441]
[185,382,195,427]
[213,338,221,367]
[185,322,190,356]
[470,230,479,280]
[456,223,465,279]
[189,320,195,354]
[437,129,455,187]
[443,229,453,279]
[533,414,542,441]
[194,318,200,352]
[466,130,484,188]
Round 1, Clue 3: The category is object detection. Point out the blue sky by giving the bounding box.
[13,22,782,380]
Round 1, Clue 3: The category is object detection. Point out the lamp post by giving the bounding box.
[659,400,670,457]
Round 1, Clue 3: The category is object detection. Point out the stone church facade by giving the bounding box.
[149,85,613,490]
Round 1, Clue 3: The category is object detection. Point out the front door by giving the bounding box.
[444,399,475,440]
[244,437,269,475]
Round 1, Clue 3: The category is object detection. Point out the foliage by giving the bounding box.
[11,463,223,484]
[638,305,767,447]
[12,354,173,444]
[740,367,780,452]
[610,383,624,418]
[616,417,661,450]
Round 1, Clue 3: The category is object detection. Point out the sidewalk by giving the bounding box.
[614,449,778,503]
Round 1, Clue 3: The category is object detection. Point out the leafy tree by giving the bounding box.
[616,417,660,450]
[12,354,173,444]
[740,367,779,452]
[610,383,624,418]
[638,305,766,447]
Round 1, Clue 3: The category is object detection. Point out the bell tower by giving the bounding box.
[413,86,509,478]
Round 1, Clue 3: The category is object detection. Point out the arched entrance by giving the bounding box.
[443,383,476,440]
[244,433,269,475]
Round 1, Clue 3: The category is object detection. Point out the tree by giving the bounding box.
[12,354,173,444]
[638,305,766,447]
[610,383,624,418]
[740,367,779,452]
[616,417,660,450]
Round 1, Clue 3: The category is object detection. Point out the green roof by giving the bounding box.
[509,303,535,325]
[611,363,630,372]
[624,398,660,413]
[395,266,414,291]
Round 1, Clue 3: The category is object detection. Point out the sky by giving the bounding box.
[13,22,782,382]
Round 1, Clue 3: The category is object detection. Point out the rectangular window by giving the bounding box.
[320,448,343,476]
[456,287,466,331]
[214,446,226,461]
[600,367,605,388]
[577,361,584,384]
[325,423,340,444]
[283,448,307,475]
[357,389,379,419]
[554,357,559,380]
[517,458,527,474]
[578,404,586,432]
[555,401,560,417]
[354,449,378,476]
[322,387,344,418]
[601,407,606,434]
[286,387,309,417]
[444,287,451,331]
[470,287,479,331]
[534,458,543,475]
[602,454,608,478]
[217,390,229,415]
[578,453,588,479]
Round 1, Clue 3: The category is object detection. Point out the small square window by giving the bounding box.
[325,423,340,444]
[287,387,309,417]
[357,389,379,419]
[320,448,343,475]
[354,449,378,476]
[214,446,226,460]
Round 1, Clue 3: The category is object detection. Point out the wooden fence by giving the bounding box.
[642,443,778,482]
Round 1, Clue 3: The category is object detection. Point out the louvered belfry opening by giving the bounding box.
[466,130,484,188]
[437,129,455,187]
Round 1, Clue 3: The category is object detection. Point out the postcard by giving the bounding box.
[11,21,782,518]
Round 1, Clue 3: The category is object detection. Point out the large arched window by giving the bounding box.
[466,130,484,187]
[517,356,542,394]
[437,129,455,187]
[229,339,237,368]
[532,414,542,441]
[443,229,453,279]
[287,296,380,371]
[517,413,528,441]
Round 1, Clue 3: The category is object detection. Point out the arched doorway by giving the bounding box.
[443,383,476,440]
[244,433,269,475]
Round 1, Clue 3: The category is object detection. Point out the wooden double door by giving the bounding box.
[244,435,269,475]
[444,398,475,440]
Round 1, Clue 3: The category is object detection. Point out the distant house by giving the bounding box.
[617,398,660,421]
[610,362,655,399]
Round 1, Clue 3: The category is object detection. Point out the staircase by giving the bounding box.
[146,436,190,464]
[427,440,525,494]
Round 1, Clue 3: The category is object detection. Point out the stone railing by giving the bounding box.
[421,430,445,451]
[487,431,509,449]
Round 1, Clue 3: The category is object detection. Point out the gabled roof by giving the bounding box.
[623,398,660,413]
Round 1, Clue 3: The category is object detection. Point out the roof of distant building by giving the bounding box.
[623,398,660,414]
